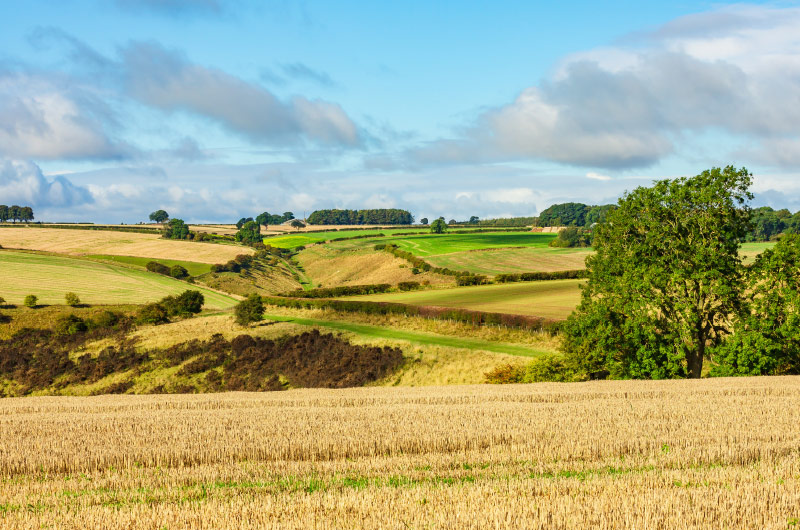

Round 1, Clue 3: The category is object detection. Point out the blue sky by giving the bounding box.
[1,0,799,223]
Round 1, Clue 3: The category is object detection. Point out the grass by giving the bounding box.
[1,377,798,528]
[740,241,776,263]
[0,226,251,264]
[0,250,237,309]
[426,246,592,275]
[372,232,557,256]
[263,228,424,249]
[261,313,551,357]
[87,255,212,276]
[345,279,584,319]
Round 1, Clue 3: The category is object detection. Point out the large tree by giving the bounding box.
[430,218,447,234]
[149,210,169,223]
[562,166,753,379]
[0,205,9,222]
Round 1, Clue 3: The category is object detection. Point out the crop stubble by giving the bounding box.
[0,377,798,528]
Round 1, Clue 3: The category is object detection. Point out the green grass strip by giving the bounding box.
[262,314,549,357]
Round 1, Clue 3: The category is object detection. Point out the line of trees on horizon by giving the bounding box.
[0,205,34,223]
[307,209,413,225]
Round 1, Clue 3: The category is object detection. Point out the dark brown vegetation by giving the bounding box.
[0,315,403,395]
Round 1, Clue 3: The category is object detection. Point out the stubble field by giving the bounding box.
[0,227,250,264]
[1,377,798,528]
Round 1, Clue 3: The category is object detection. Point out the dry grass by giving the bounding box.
[0,377,798,528]
[0,227,251,264]
[296,245,453,287]
[427,246,593,274]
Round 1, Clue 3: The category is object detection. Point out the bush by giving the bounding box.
[136,303,169,325]
[55,314,88,336]
[65,292,80,306]
[23,294,37,308]
[485,364,526,384]
[170,265,189,279]
[235,294,265,326]
[146,261,170,275]
[456,274,487,286]
[159,290,205,317]
[93,310,120,328]
[397,281,421,291]
[279,284,392,298]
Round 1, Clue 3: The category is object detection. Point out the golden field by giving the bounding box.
[1,377,798,528]
[0,227,251,264]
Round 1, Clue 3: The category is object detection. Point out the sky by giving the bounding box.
[1,0,800,223]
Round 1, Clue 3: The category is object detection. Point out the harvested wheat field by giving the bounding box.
[0,227,251,264]
[1,377,798,529]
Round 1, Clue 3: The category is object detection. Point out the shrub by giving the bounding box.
[55,314,88,336]
[146,261,170,275]
[93,310,120,328]
[23,294,37,308]
[65,292,80,306]
[524,354,577,382]
[397,281,421,291]
[235,294,264,326]
[136,303,169,325]
[170,265,189,279]
[485,364,526,384]
[159,290,205,317]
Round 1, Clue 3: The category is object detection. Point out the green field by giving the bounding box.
[372,232,557,256]
[0,250,237,309]
[264,228,424,249]
[344,279,583,319]
[88,254,213,276]
[426,246,592,275]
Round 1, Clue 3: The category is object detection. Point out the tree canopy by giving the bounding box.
[163,218,190,240]
[0,205,34,223]
[149,210,169,223]
[562,166,753,379]
[255,211,294,226]
[430,218,447,234]
[306,209,413,225]
[235,220,262,244]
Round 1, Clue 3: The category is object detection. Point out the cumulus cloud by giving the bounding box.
[412,4,800,170]
[121,42,360,147]
[0,159,93,207]
[0,73,131,160]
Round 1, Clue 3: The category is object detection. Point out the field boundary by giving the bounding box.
[261,313,549,357]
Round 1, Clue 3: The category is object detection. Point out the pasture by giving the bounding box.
[426,246,592,274]
[87,254,212,276]
[263,228,423,249]
[354,231,557,256]
[346,279,583,319]
[0,227,250,264]
[0,250,237,309]
[1,377,798,528]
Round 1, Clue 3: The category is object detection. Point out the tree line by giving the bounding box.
[0,205,34,223]
[307,209,413,225]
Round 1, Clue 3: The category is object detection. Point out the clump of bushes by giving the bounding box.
[485,354,583,384]
[495,270,588,283]
[397,281,421,291]
[136,290,205,325]
[23,295,38,308]
[146,261,171,275]
[456,275,488,286]
[279,284,392,299]
[211,254,255,273]
[549,227,592,248]
[234,294,265,326]
[65,292,81,306]
[170,265,189,279]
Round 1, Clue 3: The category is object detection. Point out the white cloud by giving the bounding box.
[586,172,611,181]
[410,4,800,170]
[0,159,93,207]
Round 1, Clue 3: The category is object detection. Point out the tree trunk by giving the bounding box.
[687,329,705,378]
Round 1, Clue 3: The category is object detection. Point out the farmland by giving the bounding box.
[1,377,798,528]
[0,250,236,308]
[0,227,250,264]
[346,279,584,319]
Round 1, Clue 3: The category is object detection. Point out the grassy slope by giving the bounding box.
[344,279,584,319]
[0,250,237,309]
[88,254,212,276]
[261,313,550,357]
[295,245,454,288]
